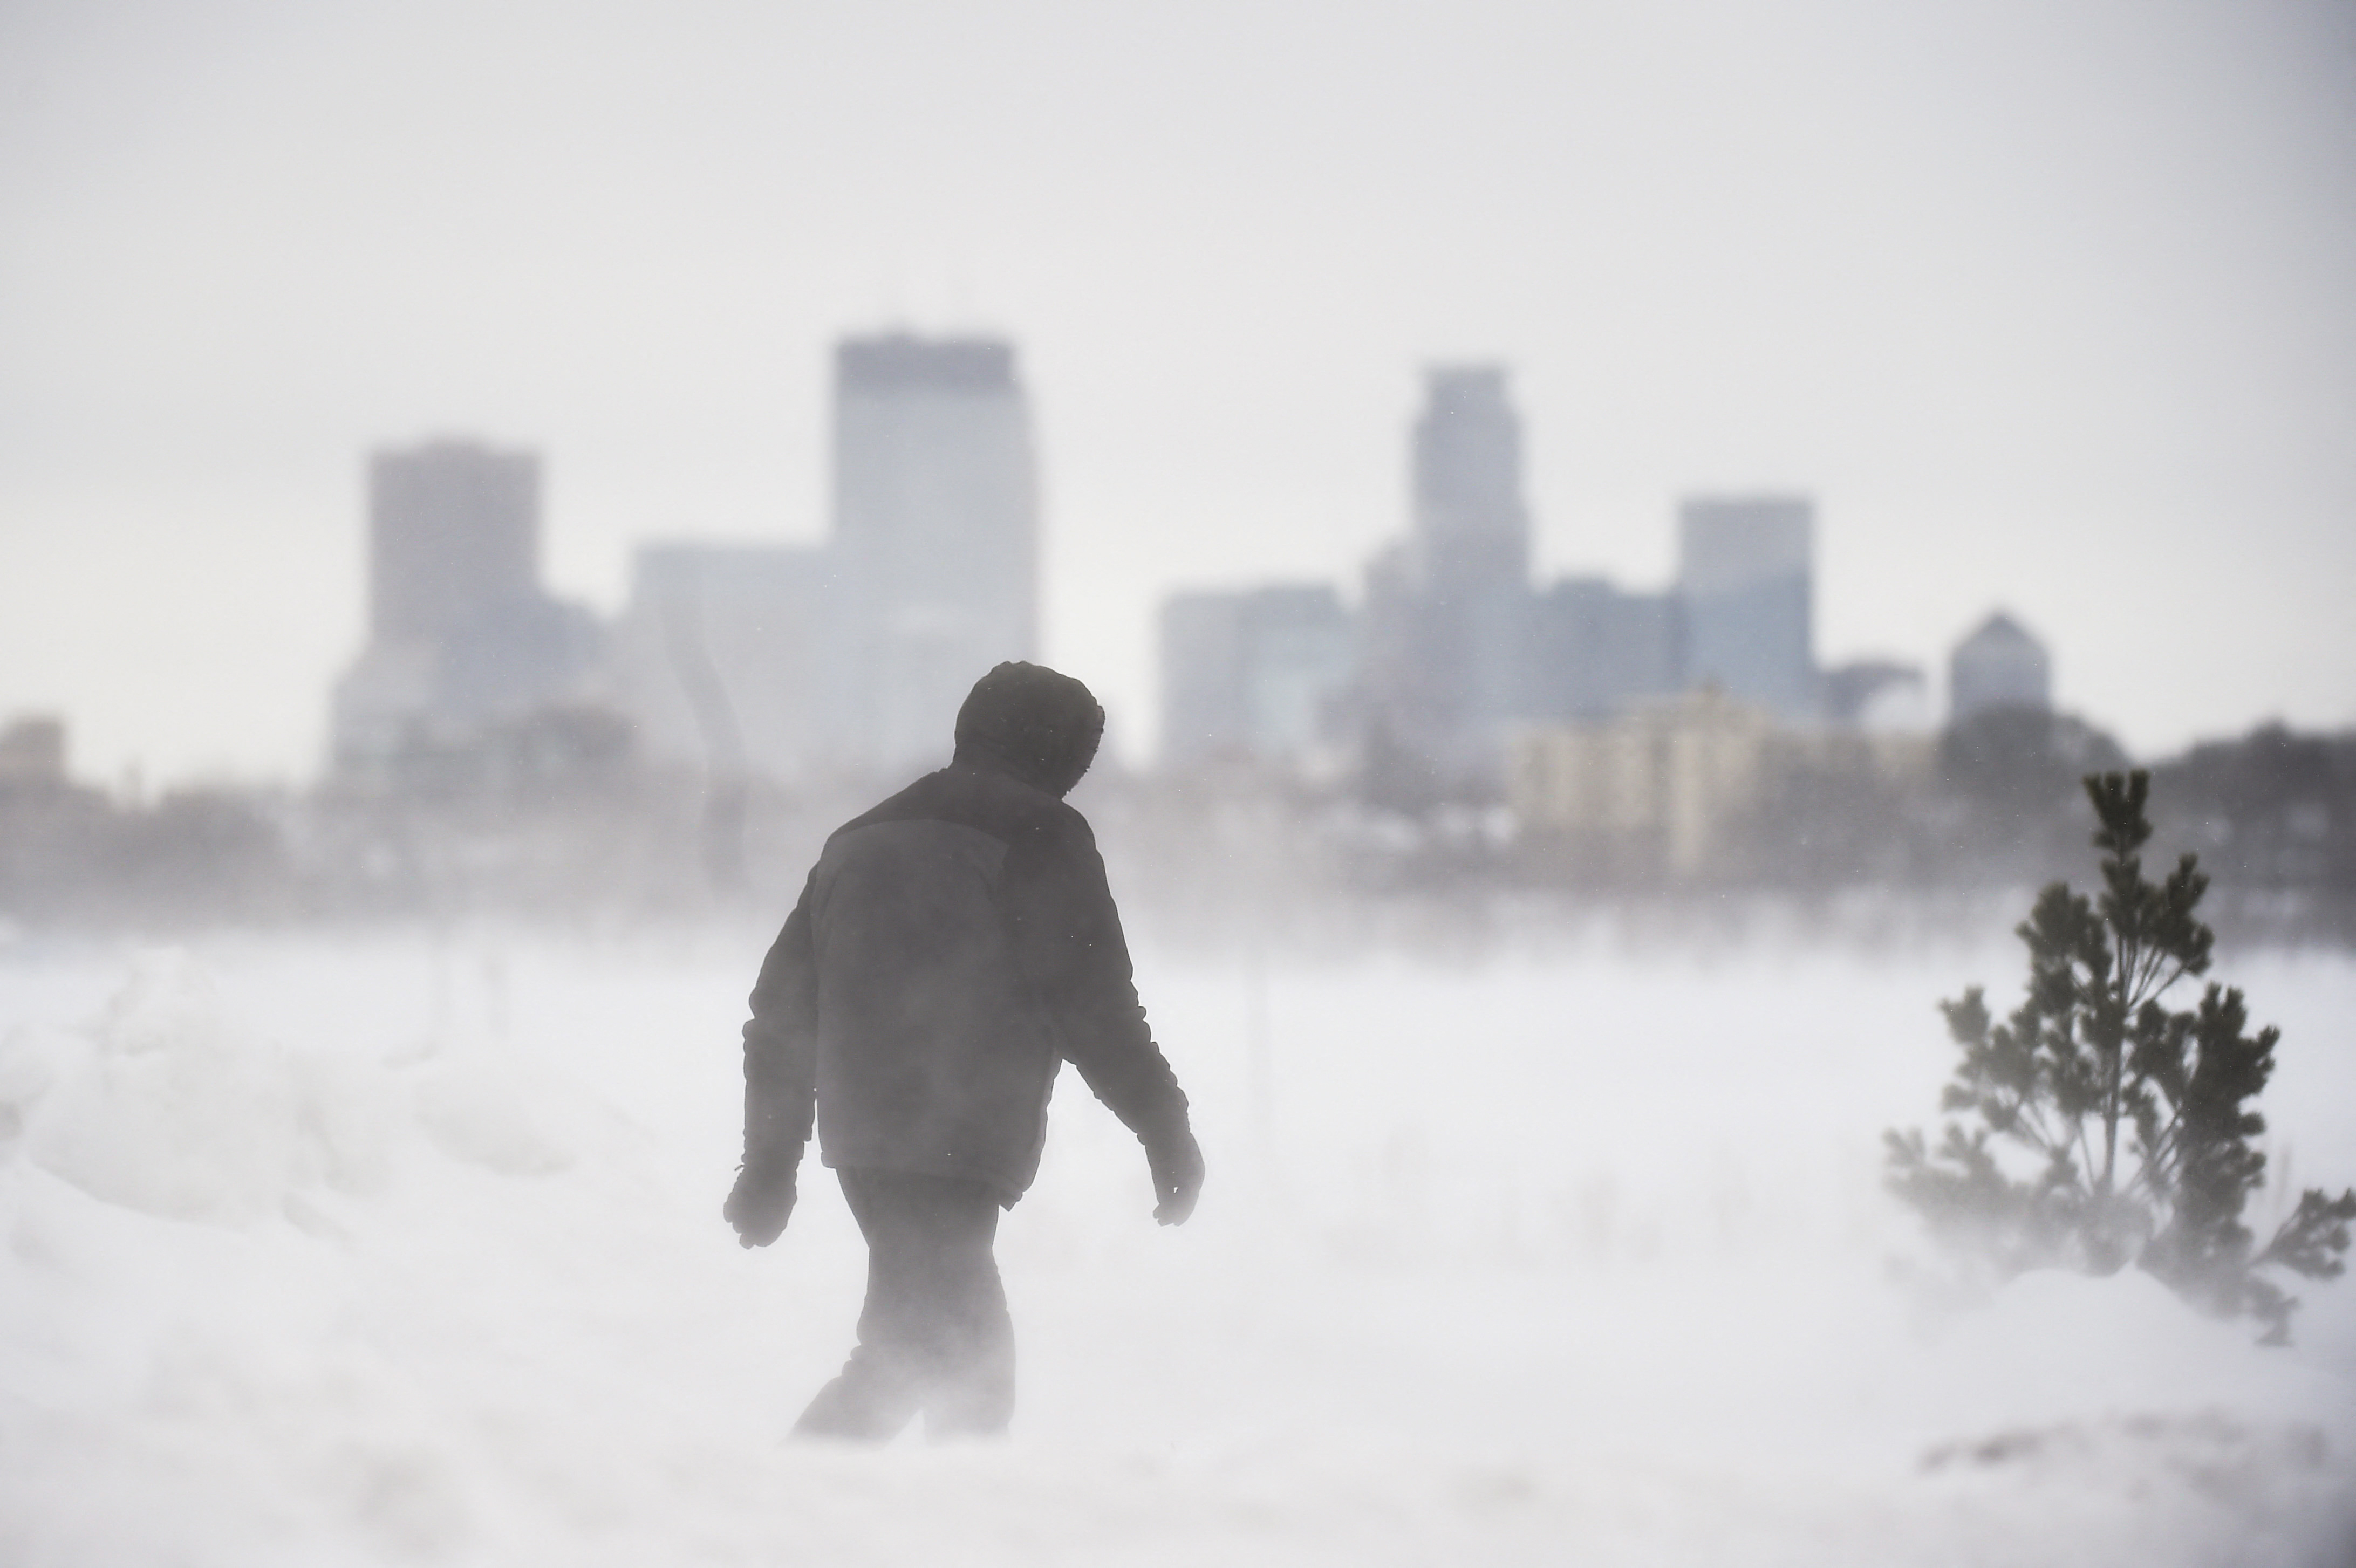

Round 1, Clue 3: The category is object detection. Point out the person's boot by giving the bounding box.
[791,1344,921,1441]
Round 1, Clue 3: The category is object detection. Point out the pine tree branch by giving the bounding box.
[2252,1189,2356,1283]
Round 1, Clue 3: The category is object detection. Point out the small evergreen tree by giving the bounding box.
[1886,770,2355,1342]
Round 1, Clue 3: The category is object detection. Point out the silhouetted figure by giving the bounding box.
[723,661,1204,1441]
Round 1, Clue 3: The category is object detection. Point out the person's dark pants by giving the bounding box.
[792,1167,1015,1441]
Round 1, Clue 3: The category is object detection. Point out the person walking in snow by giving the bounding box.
[722,660,1204,1441]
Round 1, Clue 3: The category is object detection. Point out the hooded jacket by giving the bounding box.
[739,663,1189,1203]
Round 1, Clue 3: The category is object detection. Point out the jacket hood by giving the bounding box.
[953,662,1104,797]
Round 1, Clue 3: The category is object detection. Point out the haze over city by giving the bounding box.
[5,0,2353,784]
[9,8,2356,1562]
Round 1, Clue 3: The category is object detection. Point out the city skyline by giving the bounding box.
[4,0,2352,783]
[0,348,2311,786]
[316,346,2040,802]
[1157,371,2032,786]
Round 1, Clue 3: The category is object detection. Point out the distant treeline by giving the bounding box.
[3,711,2351,946]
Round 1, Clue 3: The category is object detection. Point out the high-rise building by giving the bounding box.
[1522,578,1685,722]
[1361,366,1533,779]
[1160,584,1355,772]
[1411,367,1531,738]
[331,438,601,777]
[367,440,538,646]
[1949,611,2051,720]
[1413,366,1530,584]
[831,333,1038,777]
[605,544,838,786]
[1677,495,1815,721]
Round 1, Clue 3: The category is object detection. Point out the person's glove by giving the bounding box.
[723,1156,797,1248]
[1144,1120,1204,1226]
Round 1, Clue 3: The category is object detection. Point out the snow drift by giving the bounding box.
[2,932,2352,1566]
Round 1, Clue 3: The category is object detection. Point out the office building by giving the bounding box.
[1511,687,1936,879]
[1413,366,1530,583]
[331,438,602,777]
[1509,688,1775,877]
[1677,495,1816,721]
[1160,584,1355,771]
[366,440,538,646]
[605,543,838,785]
[1361,366,1533,778]
[1522,578,1685,722]
[831,333,1038,777]
[1949,612,2052,720]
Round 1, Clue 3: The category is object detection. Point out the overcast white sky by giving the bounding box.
[3,0,2352,783]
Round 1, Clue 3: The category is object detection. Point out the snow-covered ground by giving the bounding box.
[3,923,2353,1566]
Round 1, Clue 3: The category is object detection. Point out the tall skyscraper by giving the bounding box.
[1412,369,1531,738]
[831,334,1039,776]
[1676,495,1816,721]
[1412,366,1530,585]
[331,437,600,777]
[1362,366,1533,780]
[367,440,538,646]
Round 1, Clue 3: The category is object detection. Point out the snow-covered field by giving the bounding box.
[3,922,2353,1566]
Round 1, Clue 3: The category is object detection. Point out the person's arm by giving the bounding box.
[725,869,820,1246]
[1014,814,1203,1224]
